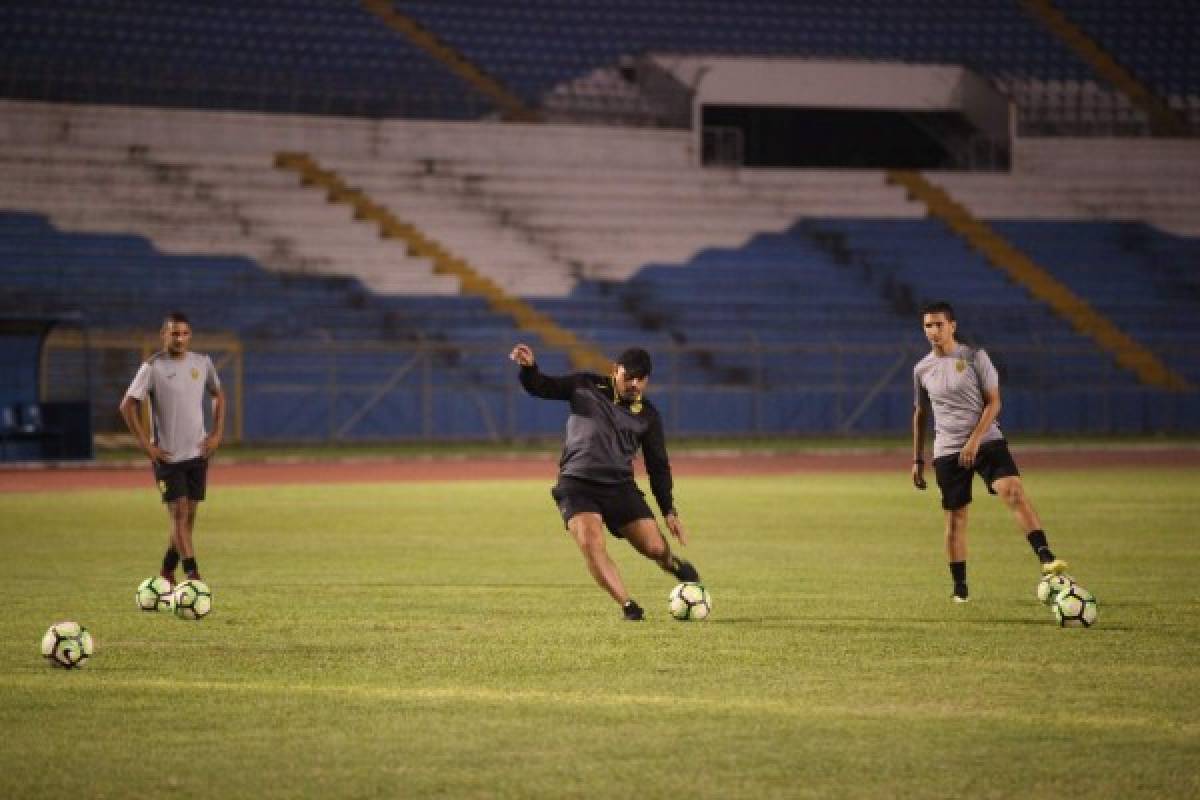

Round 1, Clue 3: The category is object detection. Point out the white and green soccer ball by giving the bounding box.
[41,621,94,669]
[1036,573,1075,606]
[668,582,712,621]
[1054,584,1098,628]
[135,576,174,612]
[172,580,212,620]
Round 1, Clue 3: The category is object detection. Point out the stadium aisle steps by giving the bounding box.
[274,151,610,372]
[888,170,1191,391]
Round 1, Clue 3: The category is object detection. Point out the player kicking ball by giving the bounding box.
[911,302,1070,603]
[511,343,700,621]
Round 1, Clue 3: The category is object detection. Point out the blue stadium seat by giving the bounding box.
[0,1,493,118]
[1,0,1155,120]
[0,210,533,439]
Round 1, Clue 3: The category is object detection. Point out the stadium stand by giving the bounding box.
[395,1,1090,100]
[1052,0,1198,124]
[800,217,1136,376]
[3,0,1194,135]
[3,0,1200,445]
[0,210,452,338]
[993,220,1200,385]
[889,170,1189,391]
[393,0,1192,134]
[0,0,492,119]
[322,156,919,287]
[618,229,919,392]
[0,209,574,440]
[274,150,610,372]
[0,139,460,297]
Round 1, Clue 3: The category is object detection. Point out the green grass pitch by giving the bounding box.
[2,467,1198,798]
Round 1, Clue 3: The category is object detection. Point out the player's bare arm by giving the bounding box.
[119,395,170,463]
[959,386,1002,467]
[202,386,226,458]
[911,403,927,490]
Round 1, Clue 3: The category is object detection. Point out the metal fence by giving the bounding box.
[40,337,1200,442]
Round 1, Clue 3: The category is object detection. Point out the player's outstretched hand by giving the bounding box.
[665,511,689,546]
[912,463,927,490]
[509,343,536,367]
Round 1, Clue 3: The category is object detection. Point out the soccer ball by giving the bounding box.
[41,621,94,669]
[1054,584,1098,628]
[172,579,212,620]
[135,576,174,612]
[668,582,712,621]
[1036,573,1075,605]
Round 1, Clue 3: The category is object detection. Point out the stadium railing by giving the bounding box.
[41,340,1200,443]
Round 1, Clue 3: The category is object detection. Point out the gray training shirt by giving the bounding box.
[124,351,221,463]
[913,344,1003,459]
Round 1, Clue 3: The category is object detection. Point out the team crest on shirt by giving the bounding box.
[955,358,966,373]
[190,367,200,380]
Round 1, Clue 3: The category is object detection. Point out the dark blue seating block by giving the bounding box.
[0,0,491,118]
[398,0,1096,105]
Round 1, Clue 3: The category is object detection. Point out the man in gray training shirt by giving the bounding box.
[510,342,700,621]
[120,312,225,587]
[911,301,1069,602]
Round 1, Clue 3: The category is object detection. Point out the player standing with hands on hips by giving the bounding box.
[511,343,700,621]
[120,312,225,588]
[911,302,1070,603]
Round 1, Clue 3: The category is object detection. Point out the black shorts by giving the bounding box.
[550,476,655,538]
[933,439,1019,511]
[153,457,208,503]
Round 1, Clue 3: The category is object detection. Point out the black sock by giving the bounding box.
[161,548,180,575]
[1026,530,1055,564]
[949,561,967,596]
[182,557,199,578]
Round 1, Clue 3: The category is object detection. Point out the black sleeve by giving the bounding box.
[519,364,583,401]
[641,411,675,516]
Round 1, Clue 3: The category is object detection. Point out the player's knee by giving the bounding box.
[643,536,667,561]
[997,480,1024,508]
[945,509,968,534]
[570,521,605,554]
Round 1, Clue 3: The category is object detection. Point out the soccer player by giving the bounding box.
[911,301,1068,602]
[510,343,700,621]
[119,312,224,587]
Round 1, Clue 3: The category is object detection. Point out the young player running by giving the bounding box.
[911,302,1069,602]
[120,312,224,588]
[510,343,700,621]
